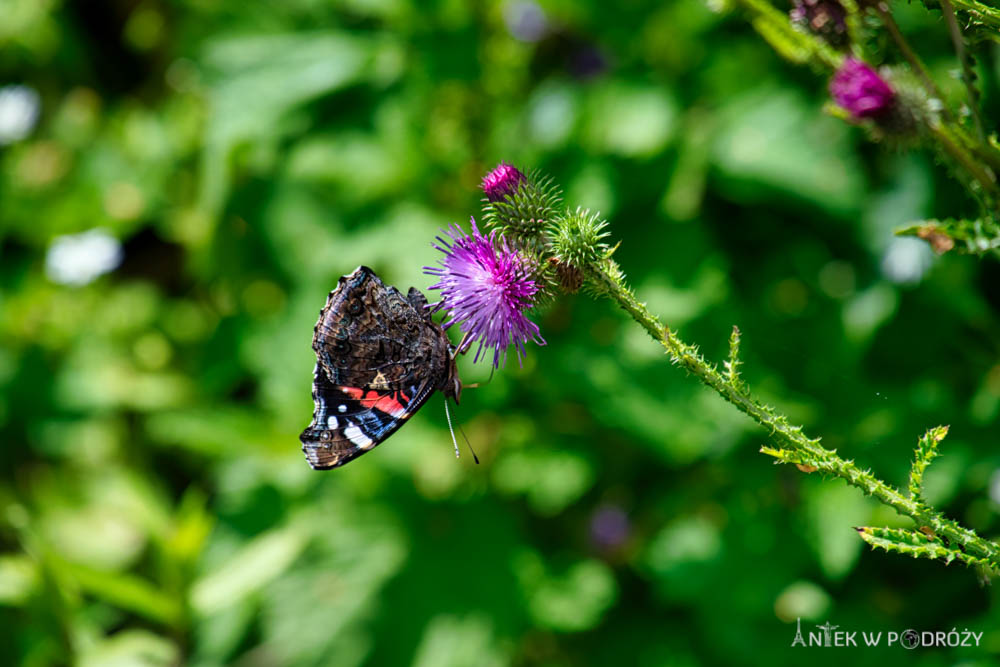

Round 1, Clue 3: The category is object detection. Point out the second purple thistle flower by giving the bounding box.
[830,57,896,120]
[481,162,526,202]
[424,218,545,368]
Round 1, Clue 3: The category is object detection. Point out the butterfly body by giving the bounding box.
[300,266,460,469]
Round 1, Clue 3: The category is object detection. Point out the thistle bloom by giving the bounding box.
[790,0,847,46]
[830,58,895,119]
[425,217,544,368]
[481,162,526,202]
[590,505,630,551]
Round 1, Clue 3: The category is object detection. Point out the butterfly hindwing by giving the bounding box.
[300,363,437,469]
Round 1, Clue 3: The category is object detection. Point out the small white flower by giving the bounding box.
[45,229,123,286]
[881,237,933,285]
[0,85,41,146]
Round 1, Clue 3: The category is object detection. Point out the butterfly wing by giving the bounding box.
[300,363,437,469]
[299,266,455,469]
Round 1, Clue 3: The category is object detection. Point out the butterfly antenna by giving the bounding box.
[443,399,460,459]
[463,366,496,390]
[443,400,480,464]
[456,331,474,356]
[457,422,479,464]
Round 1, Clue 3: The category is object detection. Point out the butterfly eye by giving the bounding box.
[348,299,363,315]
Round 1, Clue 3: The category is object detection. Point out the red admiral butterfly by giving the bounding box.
[300,266,462,469]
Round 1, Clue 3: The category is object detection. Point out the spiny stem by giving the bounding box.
[876,2,954,125]
[586,257,1000,570]
[873,2,1000,203]
[940,0,985,140]
[947,0,1000,30]
[930,122,1000,202]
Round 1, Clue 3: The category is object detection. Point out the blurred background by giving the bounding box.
[2,0,1000,665]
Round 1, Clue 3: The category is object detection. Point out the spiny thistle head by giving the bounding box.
[424,217,546,368]
[549,257,584,293]
[829,60,924,142]
[481,165,562,243]
[549,206,611,272]
[830,58,895,120]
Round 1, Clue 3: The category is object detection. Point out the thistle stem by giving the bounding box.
[948,0,1000,29]
[929,123,1000,203]
[940,0,985,141]
[876,3,954,124]
[587,257,1000,569]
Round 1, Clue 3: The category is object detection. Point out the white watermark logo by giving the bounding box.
[790,618,983,649]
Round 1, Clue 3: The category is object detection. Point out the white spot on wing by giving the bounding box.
[338,404,347,413]
[344,425,374,449]
[326,416,338,430]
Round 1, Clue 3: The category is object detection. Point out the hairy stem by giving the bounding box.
[587,257,1000,569]
[930,123,1000,203]
[940,0,985,140]
[948,0,1000,30]
[876,2,955,124]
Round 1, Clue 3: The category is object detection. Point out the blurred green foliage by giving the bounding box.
[2,1,1000,665]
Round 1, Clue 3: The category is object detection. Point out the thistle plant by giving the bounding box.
[442,162,1000,577]
[725,0,1000,253]
[423,0,1000,578]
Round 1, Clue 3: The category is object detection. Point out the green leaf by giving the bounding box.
[0,554,38,605]
[412,614,507,667]
[190,521,308,615]
[897,217,1000,255]
[803,483,873,579]
[515,552,618,632]
[583,82,679,158]
[58,558,182,626]
[199,32,377,214]
[908,426,948,499]
[856,526,995,571]
[712,89,865,217]
[78,629,178,667]
[492,449,595,516]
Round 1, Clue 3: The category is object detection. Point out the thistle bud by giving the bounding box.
[481,162,562,244]
[482,162,526,202]
[549,207,610,275]
[830,58,924,140]
[790,0,848,48]
[830,58,895,120]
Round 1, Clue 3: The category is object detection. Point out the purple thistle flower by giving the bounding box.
[830,58,896,120]
[482,162,526,202]
[424,217,545,368]
[590,505,630,551]
[790,0,847,46]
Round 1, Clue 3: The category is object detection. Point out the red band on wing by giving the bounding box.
[339,387,409,417]
[373,393,407,418]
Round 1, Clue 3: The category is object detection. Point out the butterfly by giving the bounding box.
[299,266,462,469]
